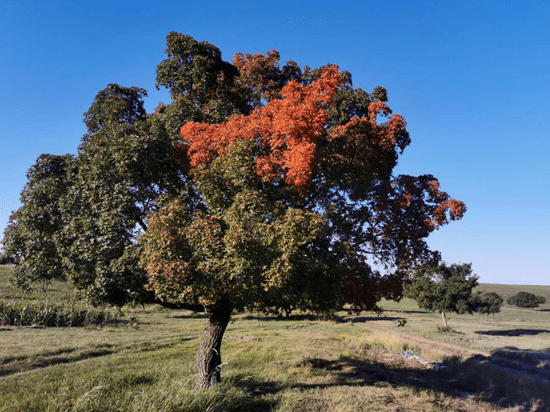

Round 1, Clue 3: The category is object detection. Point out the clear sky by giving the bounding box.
[1,0,549,285]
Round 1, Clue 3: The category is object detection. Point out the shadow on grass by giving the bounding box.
[0,337,195,377]
[172,313,209,319]
[346,316,406,323]
[456,347,550,410]
[229,352,549,411]
[475,328,550,336]
[377,309,428,315]
[238,314,328,322]
[238,313,409,323]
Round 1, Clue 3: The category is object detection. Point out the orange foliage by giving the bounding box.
[232,50,282,102]
[179,65,413,195]
[180,66,345,191]
[426,179,466,226]
[178,60,465,248]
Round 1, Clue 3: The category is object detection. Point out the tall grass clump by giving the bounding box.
[0,300,118,327]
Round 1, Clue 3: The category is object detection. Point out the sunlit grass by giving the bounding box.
[0,265,538,411]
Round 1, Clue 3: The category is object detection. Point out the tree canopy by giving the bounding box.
[3,32,466,389]
[475,292,504,315]
[507,292,546,308]
[3,154,74,291]
[406,262,478,328]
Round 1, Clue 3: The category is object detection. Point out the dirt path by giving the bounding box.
[357,321,491,358]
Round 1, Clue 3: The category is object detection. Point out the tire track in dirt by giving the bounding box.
[357,321,490,358]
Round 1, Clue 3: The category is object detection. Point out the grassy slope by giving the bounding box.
[377,282,550,354]
[0,265,74,302]
[476,283,550,305]
[0,266,542,411]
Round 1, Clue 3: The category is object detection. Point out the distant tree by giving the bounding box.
[406,262,479,328]
[507,292,546,308]
[474,292,503,316]
[2,154,74,291]
[0,247,14,265]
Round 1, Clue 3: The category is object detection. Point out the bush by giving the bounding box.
[0,251,14,265]
[475,292,503,315]
[437,326,460,333]
[0,300,118,327]
[506,292,547,308]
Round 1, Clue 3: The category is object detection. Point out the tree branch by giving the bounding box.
[136,216,148,231]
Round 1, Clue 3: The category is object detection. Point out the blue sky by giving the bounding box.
[1,0,549,285]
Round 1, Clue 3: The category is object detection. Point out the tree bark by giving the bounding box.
[194,296,232,389]
[441,311,448,328]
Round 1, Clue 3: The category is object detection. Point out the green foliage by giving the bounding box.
[436,326,460,333]
[507,291,547,308]
[82,84,148,137]
[60,84,183,306]
[156,32,246,125]
[474,292,503,315]
[142,140,339,313]
[0,300,117,327]
[406,262,479,326]
[3,154,74,291]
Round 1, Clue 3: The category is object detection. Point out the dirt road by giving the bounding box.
[358,320,491,358]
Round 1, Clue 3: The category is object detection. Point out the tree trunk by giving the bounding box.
[194,296,232,389]
[40,278,50,293]
[441,311,448,328]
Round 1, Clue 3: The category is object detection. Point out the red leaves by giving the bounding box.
[426,179,467,226]
[178,64,413,197]
[232,50,282,102]
[179,66,345,192]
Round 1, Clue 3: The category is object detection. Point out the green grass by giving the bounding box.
[0,265,544,411]
[476,282,550,305]
[376,284,550,354]
[0,313,513,412]
[0,265,74,303]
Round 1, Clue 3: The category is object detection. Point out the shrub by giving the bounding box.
[0,300,118,327]
[437,326,460,333]
[475,292,503,315]
[506,292,547,308]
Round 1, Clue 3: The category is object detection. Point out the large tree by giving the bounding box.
[4,33,466,389]
[57,33,294,306]
[141,61,466,388]
[3,154,74,291]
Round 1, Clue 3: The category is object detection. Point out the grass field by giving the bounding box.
[1,265,549,411]
[377,282,550,354]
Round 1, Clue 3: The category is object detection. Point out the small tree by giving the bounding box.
[507,292,546,308]
[474,292,503,316]
[0,249,14,265]
[406,262,479,328]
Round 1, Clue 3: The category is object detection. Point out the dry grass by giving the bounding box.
[1,267,548,411]
[375,294,550,354]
